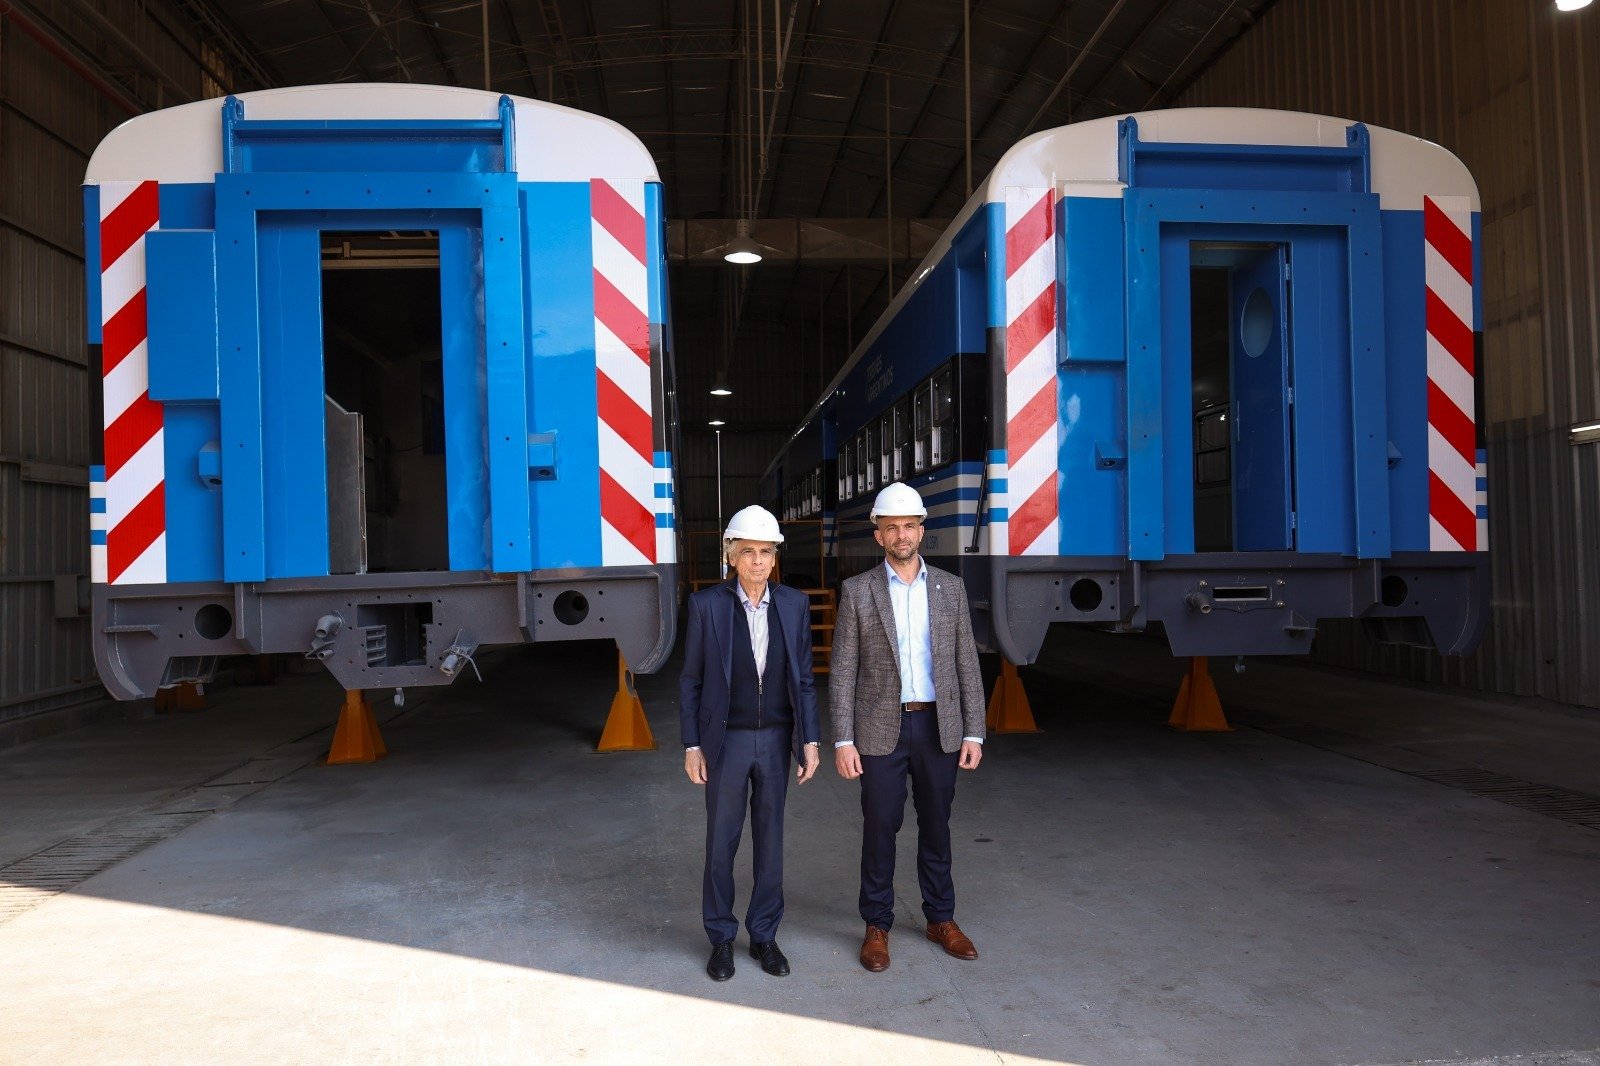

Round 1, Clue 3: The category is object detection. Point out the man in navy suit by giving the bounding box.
[680,504,822,982]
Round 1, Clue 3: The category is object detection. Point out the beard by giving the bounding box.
[885,540,918,562]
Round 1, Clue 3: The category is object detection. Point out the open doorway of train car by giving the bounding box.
[1190,241,1296,552]
[319,231,448,574]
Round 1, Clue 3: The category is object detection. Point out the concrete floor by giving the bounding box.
[1,631,1597,1065]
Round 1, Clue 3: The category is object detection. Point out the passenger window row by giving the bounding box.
[837,363,956,502]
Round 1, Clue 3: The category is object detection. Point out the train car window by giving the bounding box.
[913,385,931,473]
[858,430,873,493]
[878,414,893,484]
[862,425,877,492]
[893,398,910,480]
[841,444,853,499]
[932,366,955,467]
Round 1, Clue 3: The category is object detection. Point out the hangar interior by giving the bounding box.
[1,0,1598,1062]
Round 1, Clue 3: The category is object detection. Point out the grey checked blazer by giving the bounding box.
[829,561,986,756]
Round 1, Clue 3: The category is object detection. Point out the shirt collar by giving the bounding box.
[883,557,927,588]
[735,581,771,609]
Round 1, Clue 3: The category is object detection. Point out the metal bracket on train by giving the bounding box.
[307,612,343,660]
[438,629,482,681]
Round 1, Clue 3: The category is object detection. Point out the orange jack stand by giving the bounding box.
[154,681,205,712]
[1168,657,1232,731]
[986,660,1041,733]
[327,689,388,764]
[598,649,656,752]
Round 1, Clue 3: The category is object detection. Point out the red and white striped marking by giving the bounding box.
[95,180,166,585]
[1003,187,1059,556]
[591,178,656,566]
[1423,195,1479,552]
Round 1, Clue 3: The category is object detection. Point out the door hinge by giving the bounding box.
[1290,512,1298,530]
[1286,386,1295,405]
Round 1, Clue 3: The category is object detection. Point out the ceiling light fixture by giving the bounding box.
[708,419,727,427]
[709,372,732,397]
[723,219,763,265]
[1556,0,1593,10]
[1570,420,1600,445]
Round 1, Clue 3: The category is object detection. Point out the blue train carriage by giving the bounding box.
[766,107,1486,664]
[84,85,679,700]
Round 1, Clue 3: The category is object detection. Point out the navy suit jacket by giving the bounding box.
[679,580,822,768]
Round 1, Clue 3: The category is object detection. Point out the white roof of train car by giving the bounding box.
[768,107,1480,475]
[84,83,659,185]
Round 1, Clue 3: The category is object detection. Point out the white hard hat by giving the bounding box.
[870,482,928,520]
[724,504,784,545]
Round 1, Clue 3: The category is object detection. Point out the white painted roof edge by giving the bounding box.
[84,83,659,185]
[982,107,1480,213]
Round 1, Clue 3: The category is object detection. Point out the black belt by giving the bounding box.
[902,701,935,712]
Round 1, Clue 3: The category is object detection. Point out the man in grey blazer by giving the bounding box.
[831,481,986,972]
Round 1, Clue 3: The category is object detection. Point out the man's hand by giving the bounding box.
[958,740,983,771]
[797,744,820,784]
[835,743,863,780]
[684,748,708,785]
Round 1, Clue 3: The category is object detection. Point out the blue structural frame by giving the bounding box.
[1118,117,1389,562]
[101,94,681,583]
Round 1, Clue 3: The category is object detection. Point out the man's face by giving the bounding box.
[729,540,776,586]
[874,516,924,562]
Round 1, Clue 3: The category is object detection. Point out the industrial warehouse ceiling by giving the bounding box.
[176,0,1280,428]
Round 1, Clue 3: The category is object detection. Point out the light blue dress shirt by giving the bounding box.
[885,559,935,703]
[734,580,771,680]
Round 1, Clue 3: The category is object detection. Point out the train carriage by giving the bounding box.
[764,108,1486,664]
[86,85,679,699]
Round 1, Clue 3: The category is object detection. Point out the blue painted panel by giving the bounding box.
[645,182,666,326]
[84,187,101,343]
[1230,245,1293,550]
[255,221,329,578]
[145,230,219,403]
[1058,366,1125,555]
[1343,203,1391,558]
[1157,226,1196,556]
[1119,116,1371,194]
[481,189,532,572]
[439,224,491,571]
[214,187,267,581]
[1282,228,1355,554]
[1127,190,1386,562]
[1061,197,1126,364]
[523,182,601,570]
[224,107,510,174]
[1123,200,1166,560]
[163,404,224,581]
[1381,209,1429,552]
[836,256,968,437]
[158,183,215,228]
[1471,212,1484,331]
[983,203,1006,330]
[952,208,989,355]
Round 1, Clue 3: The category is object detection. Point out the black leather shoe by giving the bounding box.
[749,940,790,976]
[706,941,735,981]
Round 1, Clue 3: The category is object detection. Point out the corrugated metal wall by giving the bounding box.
[0,1,220,728]
[1178,0,1600,707]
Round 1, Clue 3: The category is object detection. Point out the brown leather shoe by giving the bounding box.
[925,920,978,960]
[859,925,890,972]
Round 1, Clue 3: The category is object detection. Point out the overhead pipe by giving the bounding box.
[0,0,143,115]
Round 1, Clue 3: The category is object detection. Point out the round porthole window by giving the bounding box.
[1240,287,1274,358]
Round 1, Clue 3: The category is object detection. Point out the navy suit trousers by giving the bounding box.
[858,709,959,931]
[703,725,791,945]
